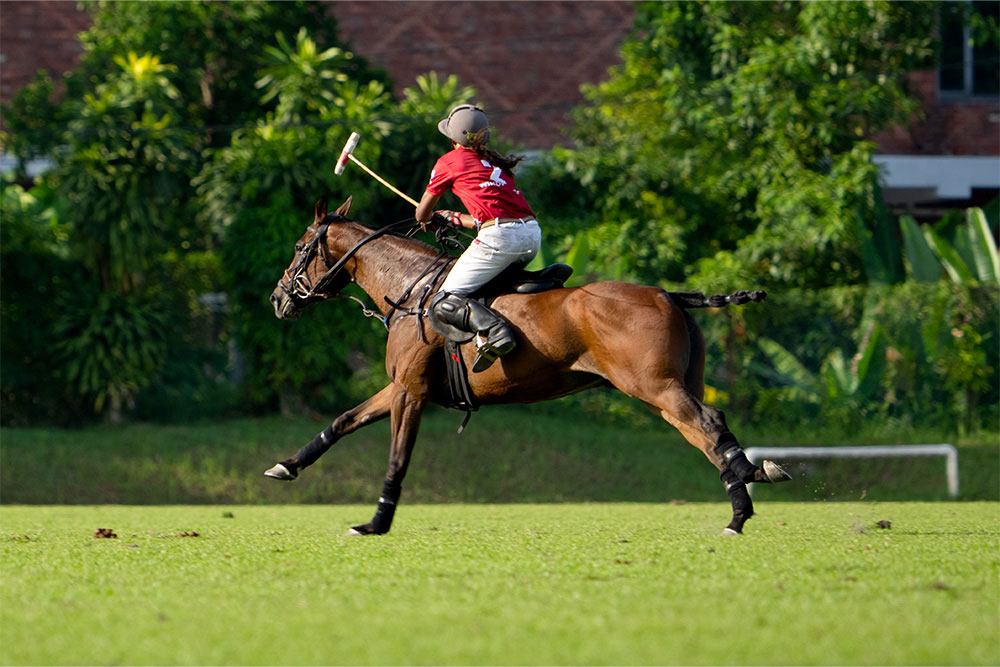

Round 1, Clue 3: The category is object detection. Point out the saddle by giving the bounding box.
[480,262,574,297]
[428,262,573,344]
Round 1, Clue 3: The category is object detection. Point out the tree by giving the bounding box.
[0,177,85,425]
[44,51,191,421]
[0,2,387,422]
[1,1,475,422]
[530,1,997,433]
[71,1,380,140]
[550,1,938,291]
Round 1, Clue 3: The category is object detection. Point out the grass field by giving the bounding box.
[2,502,997,665]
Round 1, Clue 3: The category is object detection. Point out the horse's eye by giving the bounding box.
[295,243,304,252]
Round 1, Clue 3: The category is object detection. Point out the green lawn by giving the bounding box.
[2,503,997,665]
[2,406,997,505]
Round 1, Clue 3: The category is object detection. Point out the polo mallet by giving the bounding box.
[335,132,419,207]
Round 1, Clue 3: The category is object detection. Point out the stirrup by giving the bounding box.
[472,332,516,372]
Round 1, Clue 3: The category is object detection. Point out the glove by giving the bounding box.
[436,210,463,226]
[420,212,449,233]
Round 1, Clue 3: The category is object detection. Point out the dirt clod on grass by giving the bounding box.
[876,520,892,529]
[177,531,200,538]
[94,528,117,539]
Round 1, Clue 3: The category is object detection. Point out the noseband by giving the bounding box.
[276,222,335,303]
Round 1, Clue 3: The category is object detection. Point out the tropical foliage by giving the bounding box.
[529,1,940,291]
[522,0,997,433]
[2,2,369,421]
[749,206,998,433]
[1,0,996,435]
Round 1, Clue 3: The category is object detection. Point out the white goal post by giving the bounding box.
[744,444,960,499]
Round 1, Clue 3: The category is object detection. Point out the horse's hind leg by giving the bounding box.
[644,381,789,534]
[264,383,395,480]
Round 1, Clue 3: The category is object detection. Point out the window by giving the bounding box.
[939,1,1000,98]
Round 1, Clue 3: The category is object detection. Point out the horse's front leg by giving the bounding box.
[264,383,395,480]
[348,385,428,536]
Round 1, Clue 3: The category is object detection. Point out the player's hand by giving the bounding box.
[420,213,450,233]
[436,210,463,226]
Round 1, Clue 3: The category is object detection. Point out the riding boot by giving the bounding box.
[431,293,516,372]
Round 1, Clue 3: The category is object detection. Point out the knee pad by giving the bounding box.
[429,292,475,341]
[430,292,466,320]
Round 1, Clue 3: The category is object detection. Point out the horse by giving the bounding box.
[266,195,790,536]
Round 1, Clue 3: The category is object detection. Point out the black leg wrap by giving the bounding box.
[721,467,754,533]
[370,502,396,535]
[370,481,401,535]
[714,431,758,484]
[295,425,337,470]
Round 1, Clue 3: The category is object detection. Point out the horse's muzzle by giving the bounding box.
[270,287,300,320]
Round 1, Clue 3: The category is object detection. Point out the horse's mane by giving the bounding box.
[325,213,459,259]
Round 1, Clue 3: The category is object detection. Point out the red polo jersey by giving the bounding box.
[425,148,535,222]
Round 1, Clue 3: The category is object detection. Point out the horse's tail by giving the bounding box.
[668,289,766,310]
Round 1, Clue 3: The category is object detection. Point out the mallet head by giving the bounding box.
[335,132,361,176]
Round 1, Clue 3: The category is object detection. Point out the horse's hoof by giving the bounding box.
[346,522,376,536]
[264,463,296,480]
[763,460,792,483]
[720,527,740,536]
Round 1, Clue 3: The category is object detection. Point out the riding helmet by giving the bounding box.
[438,105,490,146]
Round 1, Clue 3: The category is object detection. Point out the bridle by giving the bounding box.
[275,215,435,306]
[275,220,337,304]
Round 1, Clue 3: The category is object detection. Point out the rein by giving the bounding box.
[278,217,471,337]
[277,217,415,304]
[313,217,417,295]
[381,226,469,339]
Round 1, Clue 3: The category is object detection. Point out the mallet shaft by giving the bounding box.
[347,153,419,207]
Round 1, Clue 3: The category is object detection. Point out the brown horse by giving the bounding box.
[267,196,790,536]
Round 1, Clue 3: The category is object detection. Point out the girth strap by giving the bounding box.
[443,340,478,433]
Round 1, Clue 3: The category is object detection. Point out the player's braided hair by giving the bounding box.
[466,130,524,174]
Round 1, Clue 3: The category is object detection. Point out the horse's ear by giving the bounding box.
[334,195,353,218]
[314,196,328,223]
